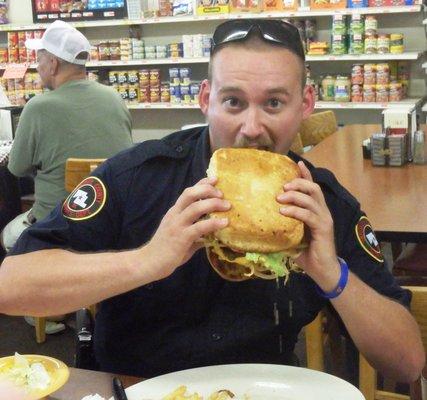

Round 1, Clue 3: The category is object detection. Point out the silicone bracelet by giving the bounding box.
[315,257,349,299]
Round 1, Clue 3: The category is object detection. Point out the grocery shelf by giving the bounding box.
[315,98,423,111]
[126,98,423,111]
[0,5,422,31]
[306,51,423,61]
[1,52,420,71]
[86,57,210,67]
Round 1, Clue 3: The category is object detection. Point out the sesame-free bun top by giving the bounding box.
[207,148,304,253]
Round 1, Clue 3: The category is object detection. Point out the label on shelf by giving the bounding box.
[3,63,28,79]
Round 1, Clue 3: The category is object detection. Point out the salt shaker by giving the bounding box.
[413,130,425,164]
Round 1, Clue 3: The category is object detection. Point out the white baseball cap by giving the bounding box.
[25,20,91,65]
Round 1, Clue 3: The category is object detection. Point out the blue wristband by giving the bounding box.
[315,257,349,299]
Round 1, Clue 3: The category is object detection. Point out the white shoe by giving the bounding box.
[24,316,66,335]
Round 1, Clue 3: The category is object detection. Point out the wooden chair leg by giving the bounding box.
[35,317,46,344]
[359,354,377,400]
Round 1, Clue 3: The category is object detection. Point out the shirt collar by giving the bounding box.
[191,126,211,181]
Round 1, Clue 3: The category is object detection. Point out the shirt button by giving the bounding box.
[211,333,222,341]
[175,145,183,153]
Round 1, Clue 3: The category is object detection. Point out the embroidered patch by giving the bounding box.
[62,176,106,221]
[355,216,384,263]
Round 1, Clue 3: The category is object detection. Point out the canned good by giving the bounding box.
[349,14,364,35]
[139,69,150,87]
[179,67,191,84]
[364,34,377,54]
[375,84,389,102]
[349,33,364,55]
[127,70,139,85]
[108,71,118,85]
[139,86,150,103]
[150,86,160,103]
[331,34,347,55]
[332,14,347,35]
[169,67,180,85]
[321,75,335,101]
[150,69,160,86]
[0,48,8,64]
[390,33,404,54]
[109,41,121,60]
[98,41,110,61]
[118,85,129,101]
[190,82,200,104]
[364,16,377,36]
[160,83,170,103]
[351,64,364,85]
[351,84,363,102]
[90,45,99,61]
[363,84,376,102]
[363,64,376,85]
[117,71,127,85]
[389,81,402,101]
[180,84,191,105]
[334,75,351,102]
[377,34,390,54]
[376,63,390,84]
[128,84,139,104]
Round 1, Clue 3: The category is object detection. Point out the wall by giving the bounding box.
[3,1,427,142]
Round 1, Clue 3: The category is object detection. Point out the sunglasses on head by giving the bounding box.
[212,19,305,61]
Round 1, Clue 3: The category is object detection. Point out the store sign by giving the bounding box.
[2,63,28,80]
[32,0,128,23]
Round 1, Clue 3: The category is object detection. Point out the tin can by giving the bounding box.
[363,84,376,102]
[389,81,402,102]
[128,84,139,104]
[390,33,404,54]
[363,64,376,85]
[331,34,347,55]
[118,85,129,102]
[349,33,364,55]
[170,84,181,104]
[375,84,389,102]
[190,82,200,104]
[169,67,180,85]
[139,69,150,87]
[149,69,160,86]
[179,67,191,84]
[364,16,377,36]
[139,86,150,103]
[351,84,363,102]
[349,14,364,35]
[377,34,390,54]
[117,71,127,85]
[364,34,377,54]
[150,86,160,103]
[160,83,170,103]
[332,14,347,35]
[108,71,118,85]
[127,70,139,85]
[0,48,8,64]
[351,64,364,85]
[376,63,390,84]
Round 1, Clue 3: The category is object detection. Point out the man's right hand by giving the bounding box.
[144,176,230,281]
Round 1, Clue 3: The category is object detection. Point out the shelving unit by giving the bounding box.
[0,5,421,31]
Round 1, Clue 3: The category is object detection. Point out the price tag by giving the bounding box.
[2,63,29,79]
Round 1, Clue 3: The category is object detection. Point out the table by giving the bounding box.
[304,124,427,243]
[48,368,142,400]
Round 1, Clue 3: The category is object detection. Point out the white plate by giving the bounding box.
[120,364,365,400]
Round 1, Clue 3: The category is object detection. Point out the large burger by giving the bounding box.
[205,148,305,282]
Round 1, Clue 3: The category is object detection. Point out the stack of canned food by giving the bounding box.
[1,30,44,64]
[308,61,408,103]
[0,72,44,105]
[169,67,200,105]
[329,14,404,56]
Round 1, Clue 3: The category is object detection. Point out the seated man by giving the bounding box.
[0,20,424,380]
[1,20,133,333]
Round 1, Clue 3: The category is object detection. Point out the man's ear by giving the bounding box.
[199,79,211,116]
[50,56,60,75]
[301,84,316,121]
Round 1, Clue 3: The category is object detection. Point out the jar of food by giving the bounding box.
[321,75,335,101]
[377,34,390,54]
[331,34,348,55]
[351,64,364,85]
[109,41,121,60]
[364,34,377,54]
[364,16,377,36]
[334,75,351,102]
[375,84,389,102]
[363,84,376,102]
[98,41,110,61]
[390,33,404,54]
[389,81,402,101]
[363,64,376,85]
[376,63,390,84]
[351,84,363,102]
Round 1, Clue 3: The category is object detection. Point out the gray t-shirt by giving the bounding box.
[8,79,133,220]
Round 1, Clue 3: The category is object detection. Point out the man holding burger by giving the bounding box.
[0,20,424,382]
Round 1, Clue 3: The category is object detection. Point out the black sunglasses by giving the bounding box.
[212,19,305,61]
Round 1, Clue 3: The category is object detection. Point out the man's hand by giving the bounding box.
[146,177,230,280]
[277,161,340,290]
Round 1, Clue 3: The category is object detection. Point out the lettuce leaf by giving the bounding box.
[245,252,286,277]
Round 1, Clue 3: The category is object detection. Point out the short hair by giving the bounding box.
[208,30,306,90]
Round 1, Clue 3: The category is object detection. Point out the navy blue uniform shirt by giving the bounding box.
[10,126,410,377]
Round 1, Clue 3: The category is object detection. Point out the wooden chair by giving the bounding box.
[305,286,427,400]
[34,158,105,343]
[359,286,427,400]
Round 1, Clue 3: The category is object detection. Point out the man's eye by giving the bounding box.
[267,98,282,108]
[224,97,240,107]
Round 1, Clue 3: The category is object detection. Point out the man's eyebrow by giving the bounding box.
[266,88,291,97]
[218,86,291,97]
[218,86,244,94]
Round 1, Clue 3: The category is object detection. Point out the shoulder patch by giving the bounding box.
[62,176,107,221]
[355,216,384,263]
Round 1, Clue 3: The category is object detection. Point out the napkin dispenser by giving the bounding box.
[370,133,407,166]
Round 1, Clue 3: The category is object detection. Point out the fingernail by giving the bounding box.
[277,194,286,201]
[283,183,290,189]
[220,218,228,225]
[216,189,223,197]
[280,206,287,213]
[222,200,231,208]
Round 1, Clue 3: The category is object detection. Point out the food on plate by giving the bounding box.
[163,385,238,399]
[0,353,50,392]
[204,148,305,282]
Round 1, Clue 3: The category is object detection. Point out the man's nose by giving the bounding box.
[240,107,264,139]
